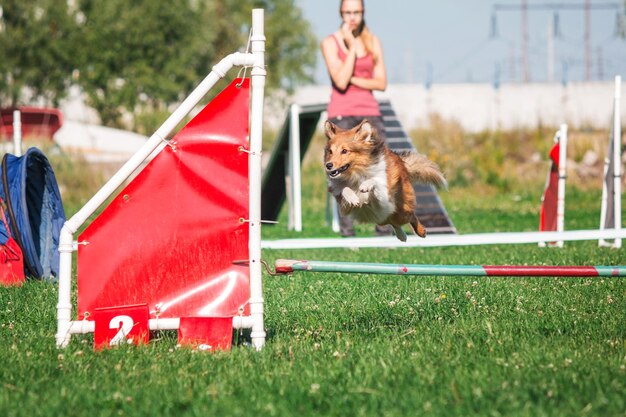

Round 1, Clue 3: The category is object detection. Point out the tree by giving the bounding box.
[0,0,317,129]
[0,0,79,107]
[75,0,317,128]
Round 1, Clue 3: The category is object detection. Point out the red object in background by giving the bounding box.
[0,107,63,141]
[77,79,251,323]
[539,142,560,232]
[93,304,150,349]
[178,317,234,351]
[0,198,25,287]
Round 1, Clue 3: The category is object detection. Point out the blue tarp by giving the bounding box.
[0,148,65,280]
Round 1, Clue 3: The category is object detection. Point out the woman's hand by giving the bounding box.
[341,23,357,50]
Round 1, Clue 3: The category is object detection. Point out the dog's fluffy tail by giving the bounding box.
[398,151,447,188]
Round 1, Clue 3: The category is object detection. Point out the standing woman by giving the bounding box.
[321,0,390,237]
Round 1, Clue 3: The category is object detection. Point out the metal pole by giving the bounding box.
[522,0,529,82]
[584,0,592,81]
[547,17,555,82]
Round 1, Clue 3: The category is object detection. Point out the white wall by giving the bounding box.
[286,79,625,132]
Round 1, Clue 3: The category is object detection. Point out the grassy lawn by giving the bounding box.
[1,157,625,416]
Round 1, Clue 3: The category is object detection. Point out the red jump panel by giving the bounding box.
[77,79,251,320]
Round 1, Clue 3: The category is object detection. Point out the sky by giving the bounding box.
[295,0,626,86]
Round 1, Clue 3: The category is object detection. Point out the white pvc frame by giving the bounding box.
[12,109,22,156]
[261,228,626,250]
[599,75,622,249]
[555,124,568,247]
[287,104,302,232]
[56,9,267,350]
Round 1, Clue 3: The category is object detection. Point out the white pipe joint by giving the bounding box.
[212,52,255,78]
[232,315,255,329]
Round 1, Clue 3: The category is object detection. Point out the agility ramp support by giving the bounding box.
[275,259,626,277]
[56,9,266,350]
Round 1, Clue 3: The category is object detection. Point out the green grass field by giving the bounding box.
[1,161,625,417]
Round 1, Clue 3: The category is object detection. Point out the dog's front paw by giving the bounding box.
[342,188,361,207]
[359,179,376,194]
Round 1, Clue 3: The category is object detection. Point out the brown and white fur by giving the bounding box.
[324,119,446,241]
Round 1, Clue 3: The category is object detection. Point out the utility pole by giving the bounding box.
[584,0,592,80]
[547,14,555,82]
[522,0,529,82]
[493,1,622,82]
[597,46,604,80]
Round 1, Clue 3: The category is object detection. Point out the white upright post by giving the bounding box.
[555,123,567,247]
[12,110,22,156]
[248,8,267,350]
[612,76,621,248]
[288,104,302,232]
[599,75,622,249]
[599,144,610,244]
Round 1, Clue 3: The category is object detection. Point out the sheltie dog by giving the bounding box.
[324,119,446,241]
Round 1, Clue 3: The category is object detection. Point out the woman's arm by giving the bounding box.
[350,35,387,91]
[321,27,357,91]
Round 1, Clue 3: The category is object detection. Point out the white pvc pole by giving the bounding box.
[248,8,267,351]
[556,123,567,247]
[599,141,610,245]
[65,316,255,334]
[261,228,626,250]
[612,75,621,248]
[56,51,256,348]
[12,110,21,156]
[599,75,623,249]
[288,104,303,232]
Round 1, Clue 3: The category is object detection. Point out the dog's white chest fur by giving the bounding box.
[328,158,395,224]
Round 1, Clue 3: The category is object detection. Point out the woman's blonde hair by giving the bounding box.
[339,0,376,60]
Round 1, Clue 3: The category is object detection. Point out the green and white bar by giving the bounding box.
[275,259,626,277]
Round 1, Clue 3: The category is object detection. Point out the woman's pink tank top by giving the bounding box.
[327,35,381,118]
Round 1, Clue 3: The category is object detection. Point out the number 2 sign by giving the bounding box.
[93,304,150,350]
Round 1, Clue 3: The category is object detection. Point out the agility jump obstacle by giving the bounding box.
[56,9,267,350]
[275,259,626,278]
[262,77,626,251]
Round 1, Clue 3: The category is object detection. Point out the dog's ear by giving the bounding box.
[324,120,337,140]
[355,119,374,142]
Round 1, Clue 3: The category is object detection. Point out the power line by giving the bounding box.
[494,2,620,11]
[492,1,623,82]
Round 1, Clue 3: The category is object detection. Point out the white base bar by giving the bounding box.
[262,229,626,250]
[63,316,256,338]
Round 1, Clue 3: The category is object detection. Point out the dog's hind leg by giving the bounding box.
[392,225,408,242]
[410,214,427,238]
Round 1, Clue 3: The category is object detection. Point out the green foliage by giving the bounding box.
[0,0,317,130]
[0,0,79,106]
[409,115,609,192]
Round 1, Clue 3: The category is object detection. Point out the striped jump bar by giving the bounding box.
[274,259,626,277]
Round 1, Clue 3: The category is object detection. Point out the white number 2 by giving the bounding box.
[109,315,134,346]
